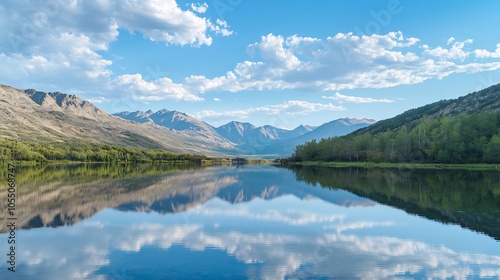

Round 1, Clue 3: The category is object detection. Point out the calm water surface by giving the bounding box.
[0,163,499,279]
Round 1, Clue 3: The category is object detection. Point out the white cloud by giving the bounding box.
[213,97,222,102]
[475,43,500,58]
[183,32,500,94]
[195,100,345,121]
[198,203,346,225]
[250,100,344,115]
[190,2,208,13]
[86,97,110,104]
[423,39,473,60]
[2,0,500,107]
[196,109,250,120]
[323,92,395,103]
[208,19,234,36]
[0,0,231,101]
[115,74,203,101]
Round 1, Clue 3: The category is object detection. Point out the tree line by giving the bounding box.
[290,112,500,164]
[0,140,211,163]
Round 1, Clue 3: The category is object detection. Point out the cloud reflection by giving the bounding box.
[2,195,500,280]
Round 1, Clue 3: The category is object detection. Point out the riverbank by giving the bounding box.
[282,161,500,170]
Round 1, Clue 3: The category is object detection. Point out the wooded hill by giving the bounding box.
[290,83,500,163]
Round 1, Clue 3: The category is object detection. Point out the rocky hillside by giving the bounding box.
[114,109,233,147]
[0,84,235,155]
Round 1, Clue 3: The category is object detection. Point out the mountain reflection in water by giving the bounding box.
[0,163,499,279]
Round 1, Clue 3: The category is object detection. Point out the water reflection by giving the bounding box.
[289,165,500,241]
[0,163,371,232]
[0,164,499,279]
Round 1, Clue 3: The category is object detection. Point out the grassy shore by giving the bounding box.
[284,161,500,170]
[1,157,272,166]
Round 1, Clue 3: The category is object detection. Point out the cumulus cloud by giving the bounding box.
[423,39,473,60]
[195,100,345,121]
[323,92,395,103]
[183,32,500,94]
[475,43,500,58]
[190,2,209,13]
[0,0,231,101]
[2,0,500,107]
[115,74,203,101]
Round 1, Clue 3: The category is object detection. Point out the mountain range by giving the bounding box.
[0,84,373,157]
[114,110,375,157]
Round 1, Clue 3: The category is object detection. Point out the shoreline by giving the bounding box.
[281,161,500,170]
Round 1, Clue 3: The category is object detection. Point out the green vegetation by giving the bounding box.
[0,161,198,187]
[290,112,500,164]
[0,139,212,163]
[289,161,500,170]
[287,165,500,240]
[353,83,500,136]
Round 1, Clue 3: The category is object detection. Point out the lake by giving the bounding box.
[1,163,499,279]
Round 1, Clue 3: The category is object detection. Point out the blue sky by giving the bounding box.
[1,0,500,129]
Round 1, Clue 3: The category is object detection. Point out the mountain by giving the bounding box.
[112,110,154,123]
[215,121,257,144]
[213,119,373,158]
[113,109,232,146]
[285,124,315,139]
[353,83,500,136]
[215,121,316,147]
[216,121,295,147]
[291,83,500,163]
[1,83,377,159]
[294,118,376,142]
[0,84,235,155]
[111,111,365,157]
[24,89,108,120]
[258,118,375,157]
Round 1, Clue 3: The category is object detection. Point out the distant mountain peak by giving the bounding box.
[336,117,377,126]
[155,109,171,114]
[227,120,254,127]
[23,88,104,119]
[113,108,233,148]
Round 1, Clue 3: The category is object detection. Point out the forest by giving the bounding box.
[0,139,211,163]
[290,112,500,164]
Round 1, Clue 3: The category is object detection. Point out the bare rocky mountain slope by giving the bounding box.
[0,84,235,155]
[114,109,231,146]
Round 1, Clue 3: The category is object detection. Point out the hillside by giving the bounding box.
[290,83,500,163]
[113,109,233,147]
[0,84,235,156]
[354,83,500,136]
